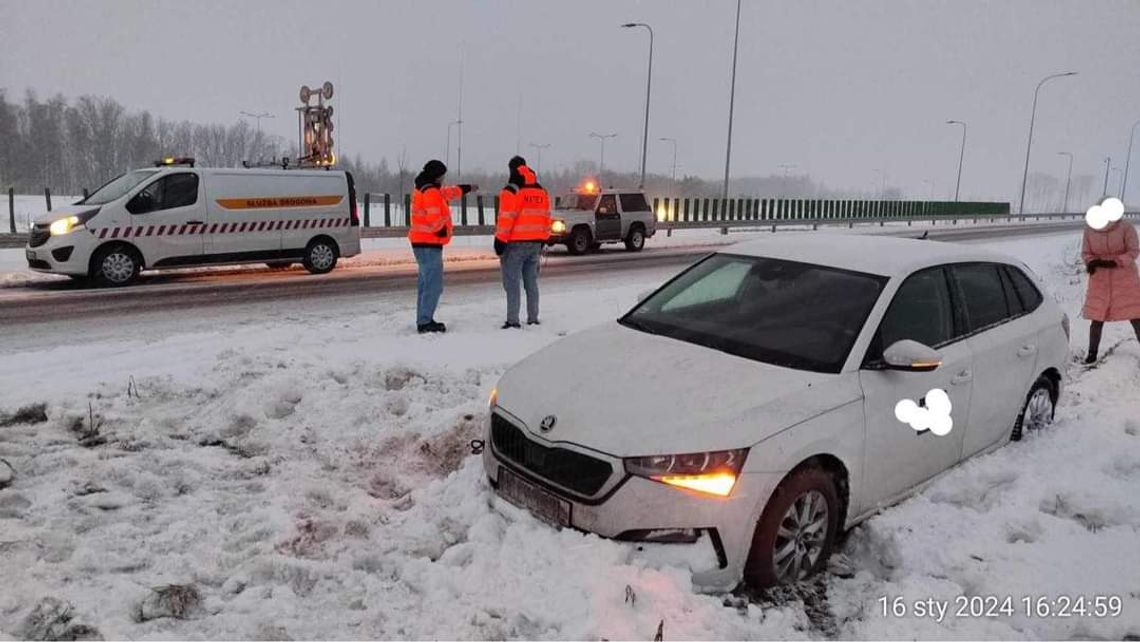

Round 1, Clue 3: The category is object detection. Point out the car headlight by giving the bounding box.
[551,220,566,234]
[624,448,748,497]
[47,208,100,236]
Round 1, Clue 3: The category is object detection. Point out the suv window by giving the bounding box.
[1005,265,1043,313]
[597,194,617,215]
[619,193,650,213]
[951,263,1010,332]
[873,267,955,358]
[127,173,199,215]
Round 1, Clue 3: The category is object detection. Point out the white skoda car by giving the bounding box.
[484,234,1068,590]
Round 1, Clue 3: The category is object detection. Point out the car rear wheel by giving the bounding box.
[92,244,141,287]
[567,227,592,255]
[1011,375,1055,441]
[744,467,840,587]
[303,238,338,274]
[624,225,646,252]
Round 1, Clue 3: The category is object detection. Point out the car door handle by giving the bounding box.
[1017,344,1037,358]
[951,369,972,385]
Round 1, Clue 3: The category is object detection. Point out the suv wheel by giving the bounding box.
[624,225,646,252]
[567,227,592,255]
[92,244,141,287]
[303,238,338,274]
[1011,375,1055,441]
[744,467,840,587]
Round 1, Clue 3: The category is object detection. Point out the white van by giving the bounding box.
[25,160,362,286]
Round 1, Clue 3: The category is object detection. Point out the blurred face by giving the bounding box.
[1086,197,1124,230]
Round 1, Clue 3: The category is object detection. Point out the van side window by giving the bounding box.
[950,263,1011,333]
[127,173,199,215]
[619,193,650,213]
[868,267,955,363]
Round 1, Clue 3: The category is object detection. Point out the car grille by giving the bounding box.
[27,258,51,270]
[491,413,613,497]
[28,225,49,248]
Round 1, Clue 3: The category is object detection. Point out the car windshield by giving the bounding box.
[621,253,888,373]
[80,170,159,205]
[558,194,598,210]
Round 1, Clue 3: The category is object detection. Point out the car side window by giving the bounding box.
[597,194,617,215]
[872,267,955,360]
[619,193,650,213]
[1005,265,1043,313]
[126,173,199,215]
[951,263,1011,333]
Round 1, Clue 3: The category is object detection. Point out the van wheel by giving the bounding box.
[265,261,295,271]
[743,467,840,588]
[1011,376,1056,441]
[624,224,646,252]
[303,238,338,274]
[567,227,592,255]
[91,244,141,287]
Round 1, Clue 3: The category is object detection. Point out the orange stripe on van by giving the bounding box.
[214,195,344,210]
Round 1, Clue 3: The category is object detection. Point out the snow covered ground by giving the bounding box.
[1,233,1138,639]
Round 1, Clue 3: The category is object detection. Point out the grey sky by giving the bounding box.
[2,0,1139,202]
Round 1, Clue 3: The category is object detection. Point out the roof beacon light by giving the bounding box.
[154,157,196,167]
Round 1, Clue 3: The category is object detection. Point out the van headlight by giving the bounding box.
[624,448,748,497]
[551,219,567,234]
[48,208,100,236]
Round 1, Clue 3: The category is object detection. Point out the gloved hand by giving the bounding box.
[436,226,448,239]
[458,184,477,194]
[494,239,506,256]
[1087,258,1115,274]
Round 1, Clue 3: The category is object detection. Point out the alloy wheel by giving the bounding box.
[101,252,136,284]
[1023,388,1054,433]
[773,489,829,582]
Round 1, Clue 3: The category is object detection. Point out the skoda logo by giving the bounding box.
[539,415,557,433]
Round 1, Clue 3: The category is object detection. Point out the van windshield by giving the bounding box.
[81,170,159,205]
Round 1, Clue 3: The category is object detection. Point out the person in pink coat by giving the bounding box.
[1082,199,1140,363]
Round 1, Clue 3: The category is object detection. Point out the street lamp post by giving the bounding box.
[1017,71,1078,214]
[722,0,742,200]
[658,137,677,181]
[239,111,275,136]
[1122,119,1140,204]
[1102,157,1112,197]
[621,22,654,189]
[589,132,617,177]
[946,120,967,201]
[528,143,551,174]
[1057,152,1073,212]
[445,120,461,168]
[1112,167,1124,197]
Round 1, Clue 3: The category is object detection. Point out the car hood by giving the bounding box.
[32,204,99,226]
[495,323,861,456]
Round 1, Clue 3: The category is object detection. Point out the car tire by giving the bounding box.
[590,242,603,252]
[265,261,295,271]
[91,243,141,287]
[624,224,646,252]
[567,227,592,255]
[1010,375,1056,441]
[302,238,339,274]
[743,467,841,588]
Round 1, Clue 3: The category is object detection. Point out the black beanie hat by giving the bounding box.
[423,159,447,180]
[508,156,527,170]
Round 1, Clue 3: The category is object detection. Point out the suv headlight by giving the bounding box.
[48,208,100,236]
[551,219,567,234]
[624,448,748,497]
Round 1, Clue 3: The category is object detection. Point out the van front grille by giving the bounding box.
[28,225,49,248]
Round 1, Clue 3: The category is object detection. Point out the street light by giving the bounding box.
[621,22,654,188]
[239,111,275,136]
[528,143,551,174]
[945,120,967,202]
[1102,156,1111,197]
[589,132,617,177]
[722,0,742,199]
[658,137,677,181]
[445,119,462,168]
[1017,71,1078,214]
[1057,152,1073,212]
[1122,119,1140,204]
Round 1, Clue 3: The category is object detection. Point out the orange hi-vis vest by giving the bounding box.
[408,185,461,246]
[496,169,551,243]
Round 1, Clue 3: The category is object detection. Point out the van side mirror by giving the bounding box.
[882,340,943,372]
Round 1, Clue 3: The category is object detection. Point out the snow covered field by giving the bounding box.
[1,233,1138,639]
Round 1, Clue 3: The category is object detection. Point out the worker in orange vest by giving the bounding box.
[495,156,551,328]
[408,159,474,333]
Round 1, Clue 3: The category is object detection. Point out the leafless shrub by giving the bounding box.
[0,403,48,427]
[134,584,202,622]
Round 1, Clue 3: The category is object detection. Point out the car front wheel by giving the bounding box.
[92,244,141,287]
[567,227,592,255]
[744,467,840,587]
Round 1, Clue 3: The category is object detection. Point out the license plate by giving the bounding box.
[25,249,36,261]
[498,468,571,527]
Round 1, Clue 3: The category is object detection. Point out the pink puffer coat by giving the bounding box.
[1082,220,1140,322]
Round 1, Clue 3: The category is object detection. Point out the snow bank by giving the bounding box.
[1,233,1138,639]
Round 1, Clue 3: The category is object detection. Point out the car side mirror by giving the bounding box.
[882,339,943,372]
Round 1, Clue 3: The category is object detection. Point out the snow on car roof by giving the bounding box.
[724,233,1015,277]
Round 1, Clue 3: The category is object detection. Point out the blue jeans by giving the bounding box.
[501,242,542,324]
[413,246,443,326]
